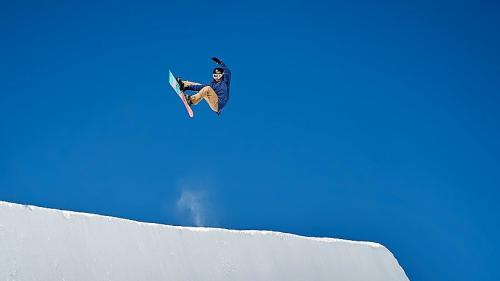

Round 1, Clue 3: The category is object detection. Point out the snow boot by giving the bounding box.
[176,77,186,91]
[184,93,193,106]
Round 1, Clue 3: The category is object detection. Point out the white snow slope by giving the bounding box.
[0,201,409,281]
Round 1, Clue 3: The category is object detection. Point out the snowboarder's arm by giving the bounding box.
[217,59,231,84]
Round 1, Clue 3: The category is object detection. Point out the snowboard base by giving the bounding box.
[169,70,194,118]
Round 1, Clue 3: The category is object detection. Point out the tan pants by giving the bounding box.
[183,81,219,112]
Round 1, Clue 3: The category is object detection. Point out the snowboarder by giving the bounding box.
[176,57,231,114]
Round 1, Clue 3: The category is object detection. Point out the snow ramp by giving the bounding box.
[0,201,409,281]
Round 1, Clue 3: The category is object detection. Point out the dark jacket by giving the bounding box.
[186,62,231,112]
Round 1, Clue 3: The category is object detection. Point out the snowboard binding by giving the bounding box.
[176,77,186,91]
[184,93,193,106]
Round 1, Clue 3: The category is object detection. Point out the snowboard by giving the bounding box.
[168,70,194,118]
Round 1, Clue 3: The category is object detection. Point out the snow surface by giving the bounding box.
[0,201,409,281]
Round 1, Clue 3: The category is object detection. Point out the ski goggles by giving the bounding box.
[212,73,223,79]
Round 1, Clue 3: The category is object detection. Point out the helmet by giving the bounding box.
[213,67,224,74]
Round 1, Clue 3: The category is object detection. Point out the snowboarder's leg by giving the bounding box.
[182,81,202,87]
[189,86,219,112]
[180,80,202,106]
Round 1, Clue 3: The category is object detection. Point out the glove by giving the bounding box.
[211,57,223,65]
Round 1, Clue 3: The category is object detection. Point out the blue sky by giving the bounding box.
[1,0,499,280]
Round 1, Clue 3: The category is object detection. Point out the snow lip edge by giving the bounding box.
[0,200,384,248]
